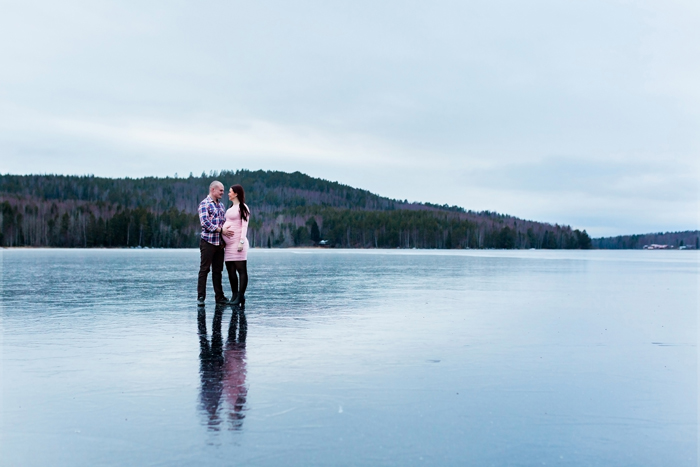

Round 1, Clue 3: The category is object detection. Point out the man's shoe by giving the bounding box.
[197,297,205,306]
[215,296,229,305]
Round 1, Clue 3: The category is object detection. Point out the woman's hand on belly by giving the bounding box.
[222,225,234,237]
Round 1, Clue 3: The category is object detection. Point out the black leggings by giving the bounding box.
[225,260,248,297]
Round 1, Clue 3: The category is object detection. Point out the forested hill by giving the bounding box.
[0,170,592,249]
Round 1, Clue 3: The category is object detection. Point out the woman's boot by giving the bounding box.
[231,293,245,310]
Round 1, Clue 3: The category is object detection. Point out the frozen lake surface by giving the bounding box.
[1,248,697,466]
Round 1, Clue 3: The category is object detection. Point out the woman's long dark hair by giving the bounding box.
[230,184,249,221]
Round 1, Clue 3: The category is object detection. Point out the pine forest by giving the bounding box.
[1,170,597,249]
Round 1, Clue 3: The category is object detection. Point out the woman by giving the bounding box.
[223,184,250,309]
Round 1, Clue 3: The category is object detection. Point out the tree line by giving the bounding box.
[0,172,592,249]
[593,231,699,249]
[0,201,197,248]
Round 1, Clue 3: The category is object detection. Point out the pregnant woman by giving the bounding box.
[223,184,250,309]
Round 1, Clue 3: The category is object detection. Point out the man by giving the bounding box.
[197,181,231,305]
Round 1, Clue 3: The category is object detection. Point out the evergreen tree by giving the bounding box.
[309,218,321,244]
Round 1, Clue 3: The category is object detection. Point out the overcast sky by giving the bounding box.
[1,0,698,236]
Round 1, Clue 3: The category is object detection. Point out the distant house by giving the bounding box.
[643,244,672,250]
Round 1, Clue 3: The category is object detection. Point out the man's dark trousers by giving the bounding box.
[198,238,225,300]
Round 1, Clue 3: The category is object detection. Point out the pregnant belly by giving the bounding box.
[223,221,241,241]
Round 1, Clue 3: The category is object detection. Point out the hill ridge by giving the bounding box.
[1,170,591,249]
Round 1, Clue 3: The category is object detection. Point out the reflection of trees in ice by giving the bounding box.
[198,306,248,432]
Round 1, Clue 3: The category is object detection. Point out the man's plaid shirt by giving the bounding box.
[198,195,226,245]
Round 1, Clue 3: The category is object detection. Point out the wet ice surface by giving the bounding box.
[1,249,697,466]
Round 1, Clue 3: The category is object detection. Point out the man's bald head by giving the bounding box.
[209,180,224,202]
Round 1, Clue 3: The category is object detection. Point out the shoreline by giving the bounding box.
[3,245,697,251]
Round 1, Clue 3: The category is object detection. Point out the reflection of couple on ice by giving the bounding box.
[197,181,250,308]
[198,305,248,431]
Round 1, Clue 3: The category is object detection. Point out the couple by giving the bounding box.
[197,181,250,309]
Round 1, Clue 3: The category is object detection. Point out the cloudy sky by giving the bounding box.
[1,0,698,236]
